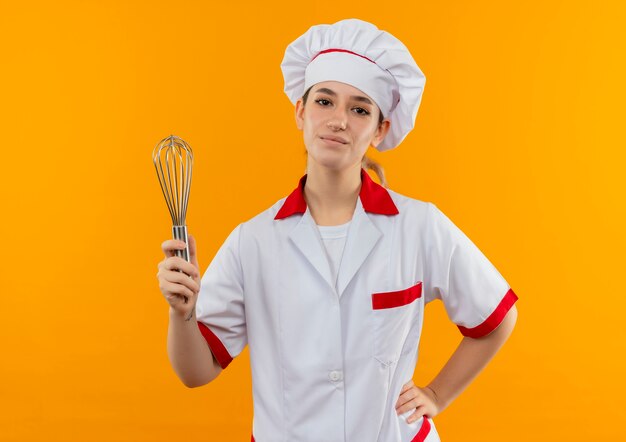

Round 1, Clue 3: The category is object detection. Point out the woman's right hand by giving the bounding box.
[157,234,201,320]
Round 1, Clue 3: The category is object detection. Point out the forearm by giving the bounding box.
[167,308,222,387]
[426,305,518,411]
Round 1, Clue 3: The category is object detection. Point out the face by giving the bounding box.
[295,81,390,172]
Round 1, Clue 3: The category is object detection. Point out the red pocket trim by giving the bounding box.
[372,281,423,310]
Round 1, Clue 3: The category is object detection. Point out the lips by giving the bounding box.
[320,135,348,144]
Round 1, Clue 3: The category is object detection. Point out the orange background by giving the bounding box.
[1,1,625,441]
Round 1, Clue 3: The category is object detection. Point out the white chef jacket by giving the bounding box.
[195,168,518,442]
[317,220,351,291]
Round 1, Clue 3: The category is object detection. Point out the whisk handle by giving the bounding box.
[172,225,192,306]
[172,225,190,263]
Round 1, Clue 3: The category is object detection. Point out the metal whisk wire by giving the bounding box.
[152,135,194,266]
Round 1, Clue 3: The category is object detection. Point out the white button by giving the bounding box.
[329,370,343,381]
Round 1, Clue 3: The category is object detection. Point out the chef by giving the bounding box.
[158,18,519,442]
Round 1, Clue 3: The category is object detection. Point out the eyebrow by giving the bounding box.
[313,87,373,105]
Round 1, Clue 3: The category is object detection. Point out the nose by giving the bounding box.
[327,108,347,131]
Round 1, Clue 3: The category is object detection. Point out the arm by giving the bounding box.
[167,308,223,388]
[398,204,520,419]
[426,304,518,411]
[396,305,518,420]
[160,235,224,388]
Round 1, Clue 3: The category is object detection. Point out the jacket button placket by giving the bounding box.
[328,287,346,440]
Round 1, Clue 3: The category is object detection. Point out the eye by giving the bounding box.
[353,107,370,116]
[315,98,332,106]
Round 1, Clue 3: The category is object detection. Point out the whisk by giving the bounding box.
[152,135,194,297]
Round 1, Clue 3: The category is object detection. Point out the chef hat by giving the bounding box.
[281,18,426,152]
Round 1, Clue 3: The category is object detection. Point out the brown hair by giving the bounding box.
[301,86,389,188]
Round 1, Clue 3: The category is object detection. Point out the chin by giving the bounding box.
[309,148,340,163]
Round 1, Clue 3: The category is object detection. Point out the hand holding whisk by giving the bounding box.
[153,135,196,307]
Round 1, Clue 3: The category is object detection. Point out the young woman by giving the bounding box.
[157,19,518,442]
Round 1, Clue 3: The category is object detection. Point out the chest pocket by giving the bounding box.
[371,281,423,365]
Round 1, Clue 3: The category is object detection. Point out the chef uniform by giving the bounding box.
[194,19,518,442]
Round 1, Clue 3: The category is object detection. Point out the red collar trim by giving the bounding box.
[274,168,399,220]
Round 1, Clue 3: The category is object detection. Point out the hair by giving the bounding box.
[301,85,389,188]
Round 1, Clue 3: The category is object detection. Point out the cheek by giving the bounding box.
[306,111,324,128]
[304,123,316,141]
[354,122,377,144]
[303,114,323,138]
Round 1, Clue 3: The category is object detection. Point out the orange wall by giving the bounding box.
[1,1,625,441]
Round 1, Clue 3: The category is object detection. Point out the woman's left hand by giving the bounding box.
[395,379,441,423]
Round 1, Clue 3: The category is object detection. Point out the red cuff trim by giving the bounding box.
[411,416,431,442]
[197,322,234,369]
[457,288,518,338]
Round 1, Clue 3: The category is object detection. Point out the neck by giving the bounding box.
[303,162,362,225]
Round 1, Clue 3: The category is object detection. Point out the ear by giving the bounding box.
[295,98,304,131]
[371,119,391,149]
